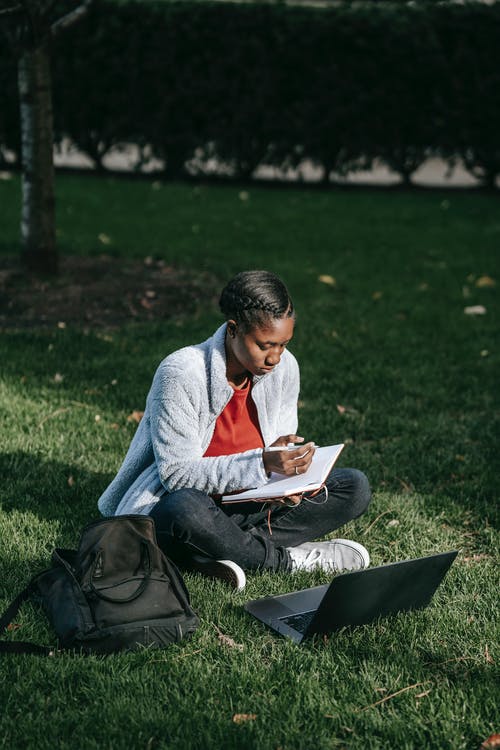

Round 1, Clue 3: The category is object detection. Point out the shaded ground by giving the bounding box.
[0,255,221,329]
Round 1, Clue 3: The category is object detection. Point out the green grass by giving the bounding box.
[0,174,498,750]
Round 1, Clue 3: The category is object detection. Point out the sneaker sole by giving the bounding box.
[190,556,246,590]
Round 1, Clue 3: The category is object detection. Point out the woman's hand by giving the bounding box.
[262,434,316,477]
[270,493,302,507]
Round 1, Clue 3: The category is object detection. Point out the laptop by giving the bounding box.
[245,550,458,643]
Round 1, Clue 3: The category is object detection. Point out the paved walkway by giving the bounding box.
[51,139,484,188]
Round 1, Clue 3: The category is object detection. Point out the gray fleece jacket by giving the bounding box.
[98,323,300,517]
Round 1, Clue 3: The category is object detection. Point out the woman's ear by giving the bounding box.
[227,319,237,338]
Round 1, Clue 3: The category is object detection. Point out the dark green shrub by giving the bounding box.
[1,0,499,186]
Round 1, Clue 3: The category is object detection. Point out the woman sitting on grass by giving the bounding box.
[98,270,371,589]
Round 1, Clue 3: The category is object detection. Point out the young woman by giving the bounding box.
[98,270,371,589]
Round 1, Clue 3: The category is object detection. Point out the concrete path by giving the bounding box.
[50,139,484,188]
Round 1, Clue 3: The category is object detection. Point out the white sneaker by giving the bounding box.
[190,555,246,591]
[287,539,370,573]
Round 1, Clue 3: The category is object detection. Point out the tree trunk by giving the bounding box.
[18,41,57,274]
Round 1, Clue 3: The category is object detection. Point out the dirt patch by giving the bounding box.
[0,255,221,329]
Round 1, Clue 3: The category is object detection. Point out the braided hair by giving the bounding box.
[219,270,294,332]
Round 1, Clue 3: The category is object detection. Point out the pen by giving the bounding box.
[264,443,319,452]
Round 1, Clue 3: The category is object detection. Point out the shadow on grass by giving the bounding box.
[0,450,112,545]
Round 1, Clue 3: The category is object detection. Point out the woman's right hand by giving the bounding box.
[262,435,316,477]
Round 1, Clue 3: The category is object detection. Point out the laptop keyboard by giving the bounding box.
[279,610,315,633]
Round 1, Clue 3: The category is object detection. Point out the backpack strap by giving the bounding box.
[0,579,55,656]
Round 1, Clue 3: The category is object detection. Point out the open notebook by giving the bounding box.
[221,443,344,503]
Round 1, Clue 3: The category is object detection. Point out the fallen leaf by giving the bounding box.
[57,321,66,329]
[480,350,489,357]
[336,404,359,416]
[480,735,500,750]
[145,290,156,299]
[7,623,21,631]
[53,373,64,384]
[67,475,75,487]
[110,423,119,430]
[96,333,114,343]
[464,305,487,316]
[476,275,496,288]
[127,410,144,423]
[98,233,112,245]
[463,554,491,563]
[140,297,153,310]
[94,414,101,422]
[318,274,336,286]
[217,632,244,651]
[387,519,400,528]
[214,624,244,651]
[232,714,257,724]
[484,644,494,664]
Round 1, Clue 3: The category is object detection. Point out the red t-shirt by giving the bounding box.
[203,379,264,457]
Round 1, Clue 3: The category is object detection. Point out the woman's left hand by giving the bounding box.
[270,493,302,507]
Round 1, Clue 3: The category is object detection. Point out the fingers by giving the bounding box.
[285,435,305,446]
[282,442,316,475]
[270,434,304,449]
[262,439,315,476]
[288,443,315,474]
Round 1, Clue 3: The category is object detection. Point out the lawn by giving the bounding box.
[0,174,498,750]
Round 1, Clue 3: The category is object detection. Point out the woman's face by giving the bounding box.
[226,316,295,377]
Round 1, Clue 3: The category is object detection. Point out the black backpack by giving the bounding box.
[0,515,199,655]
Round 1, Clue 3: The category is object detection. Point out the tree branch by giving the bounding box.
[51,0,92,37]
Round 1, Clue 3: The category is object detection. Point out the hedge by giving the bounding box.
[1,0,500,186]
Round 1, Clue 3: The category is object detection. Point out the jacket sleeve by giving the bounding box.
[148,370,269,495]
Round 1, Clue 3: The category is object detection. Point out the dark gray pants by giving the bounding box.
[150,468,371,572]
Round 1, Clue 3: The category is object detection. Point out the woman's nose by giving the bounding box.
[265,349,281,366]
